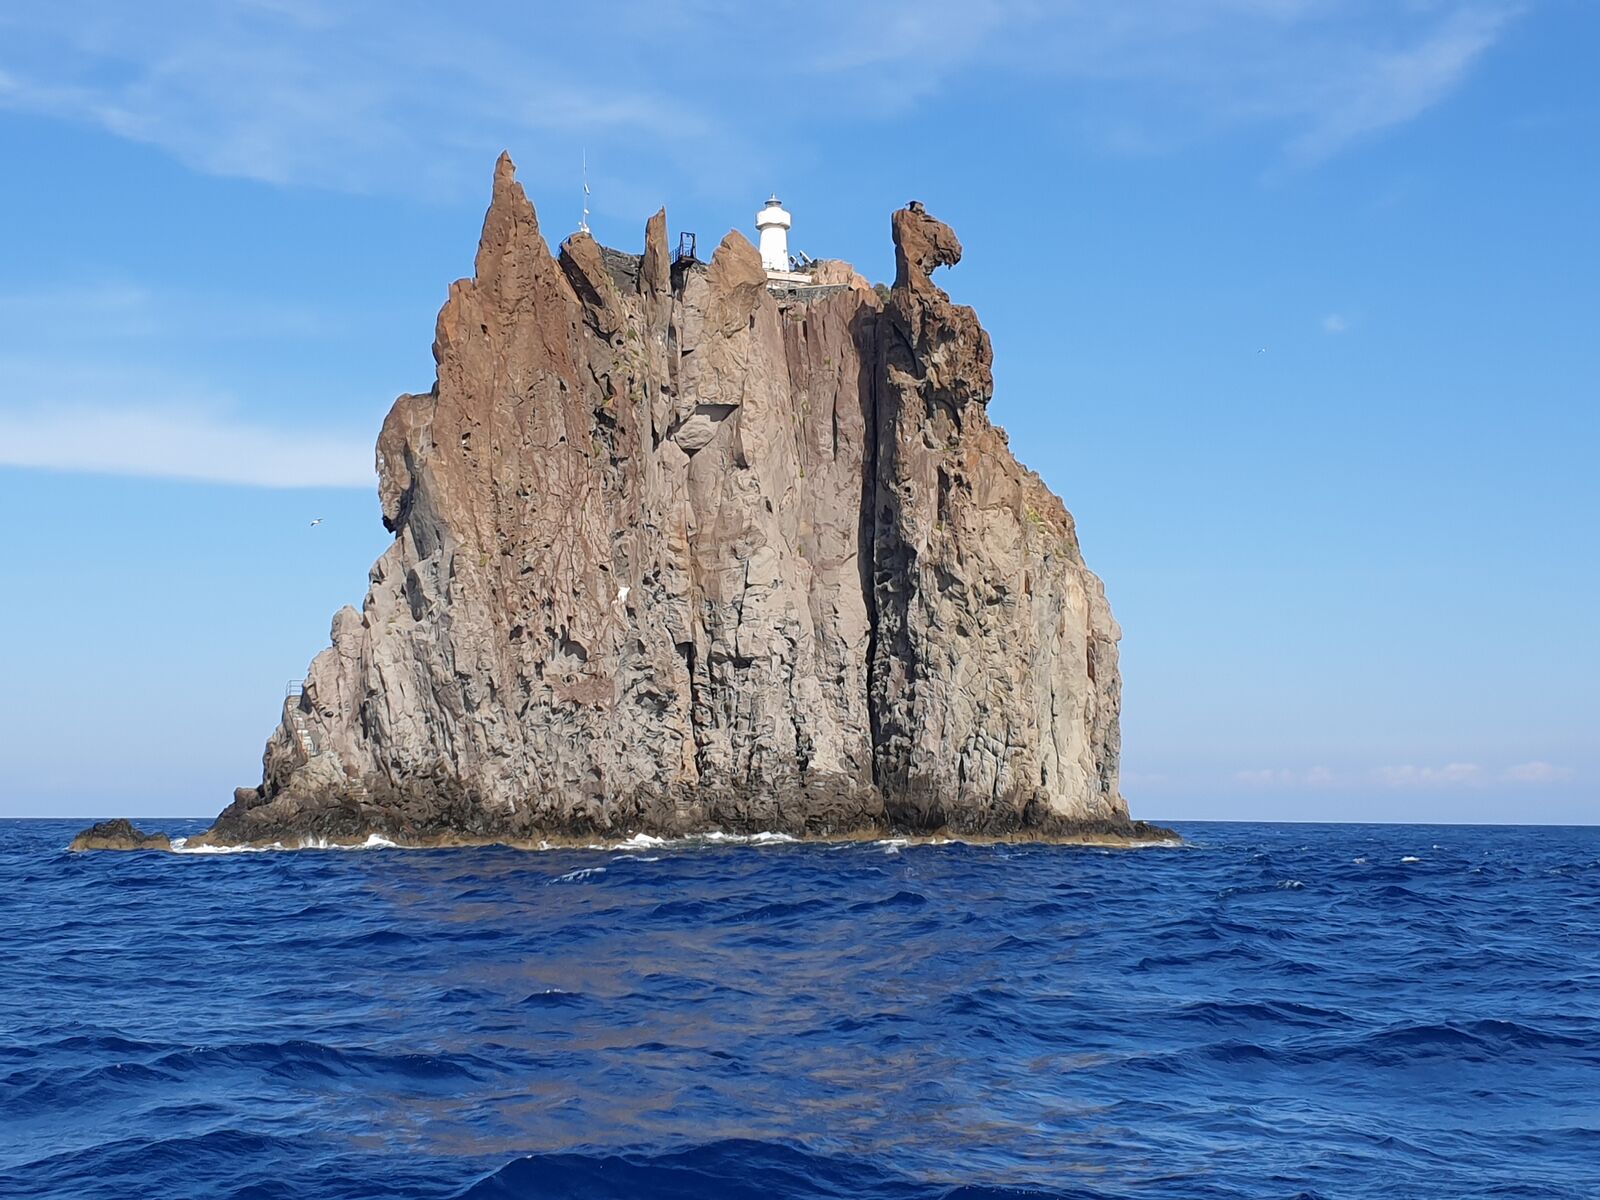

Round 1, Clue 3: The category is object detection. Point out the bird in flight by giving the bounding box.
[616,585,630,604]
[309,518,324,527]
[1258,347,1268,355]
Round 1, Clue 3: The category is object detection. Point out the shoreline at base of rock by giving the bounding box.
[70,815,1178,853]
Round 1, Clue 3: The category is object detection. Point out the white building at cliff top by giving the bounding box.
[756,195,791,270]
[756,194,813,284]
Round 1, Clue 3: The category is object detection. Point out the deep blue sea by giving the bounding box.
[2,820,1597,1199]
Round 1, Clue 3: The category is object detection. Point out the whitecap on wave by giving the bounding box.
[613,833,669,851]
[701,831,799,845]
[169,838,274,855]
[549,867,607,884]
[169,833,400,854]
[609,830,800,851]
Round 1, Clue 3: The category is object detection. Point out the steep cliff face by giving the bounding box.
[870,205,1125,833]
[202,155,1135,846]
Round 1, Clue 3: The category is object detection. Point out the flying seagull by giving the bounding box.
[1258,347,1268,355]
[309,518,324,527]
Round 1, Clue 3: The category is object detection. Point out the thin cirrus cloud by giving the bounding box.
[0,404,372,488]
[1235,762,1577,790]
[1372,762,1486,788]
[0,2,1527,196]
[0,282,370,488]
[1502,761,1577,784]
[1234,767,1337,788]
[0,282,327,343]
[0,4,734,201]
[1279,3,1522,165]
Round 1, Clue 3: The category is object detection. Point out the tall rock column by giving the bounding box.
[869,204,1126,832]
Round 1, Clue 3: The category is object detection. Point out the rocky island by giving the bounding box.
[77,154,1170,851]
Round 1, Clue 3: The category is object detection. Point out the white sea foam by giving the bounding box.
[1401,855,1421,863]
[169,837,278,855]
[169,832,401,854]
[1353,856,1368,864]
[550,867,607,884]
[605,830,799,851]
[1278,879,1305,889]
[697,831,799,845]
[615,833,669,851]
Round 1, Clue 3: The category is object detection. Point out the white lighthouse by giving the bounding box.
[755,195,792,272]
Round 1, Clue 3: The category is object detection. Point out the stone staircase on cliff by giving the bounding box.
[285,681,318,758]
[286,681,369,802]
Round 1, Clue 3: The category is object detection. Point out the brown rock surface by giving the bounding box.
[69,819,172,852]
[170,156,1148,848]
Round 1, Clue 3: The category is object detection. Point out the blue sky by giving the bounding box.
[1,1,1594,823]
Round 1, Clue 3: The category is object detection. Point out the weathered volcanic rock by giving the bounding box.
[868,203,1125,833]
[172,155,1148,848]
[69,820,172,852]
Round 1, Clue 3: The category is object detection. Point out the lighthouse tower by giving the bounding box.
[755,195,792,272]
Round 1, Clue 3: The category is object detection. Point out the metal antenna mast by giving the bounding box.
[580,150,591,234]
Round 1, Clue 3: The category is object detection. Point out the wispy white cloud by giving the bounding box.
[0,404,371,488]
[1373,762,1484,788]
[821,0,1527,165]
[1284,4,1520,165]
[0,3,727,199]
[0,2,1526,196]
[1502,761,1575,784]
[1234,765,1337,788]
[1322,313,1350,334]
[0,282,327,341]
[0,276,385,489]
[1233,759,1578,791]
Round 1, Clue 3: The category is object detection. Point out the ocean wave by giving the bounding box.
[518,988,586,1008]
[7,817,1600,1199]
[549,866,607,884]
[450,1140,1091,1200]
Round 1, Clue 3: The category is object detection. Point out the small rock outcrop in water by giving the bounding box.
[86,155,1168,850]
[69,820,172,852]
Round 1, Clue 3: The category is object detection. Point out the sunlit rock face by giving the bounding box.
[206,155,1131,847]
